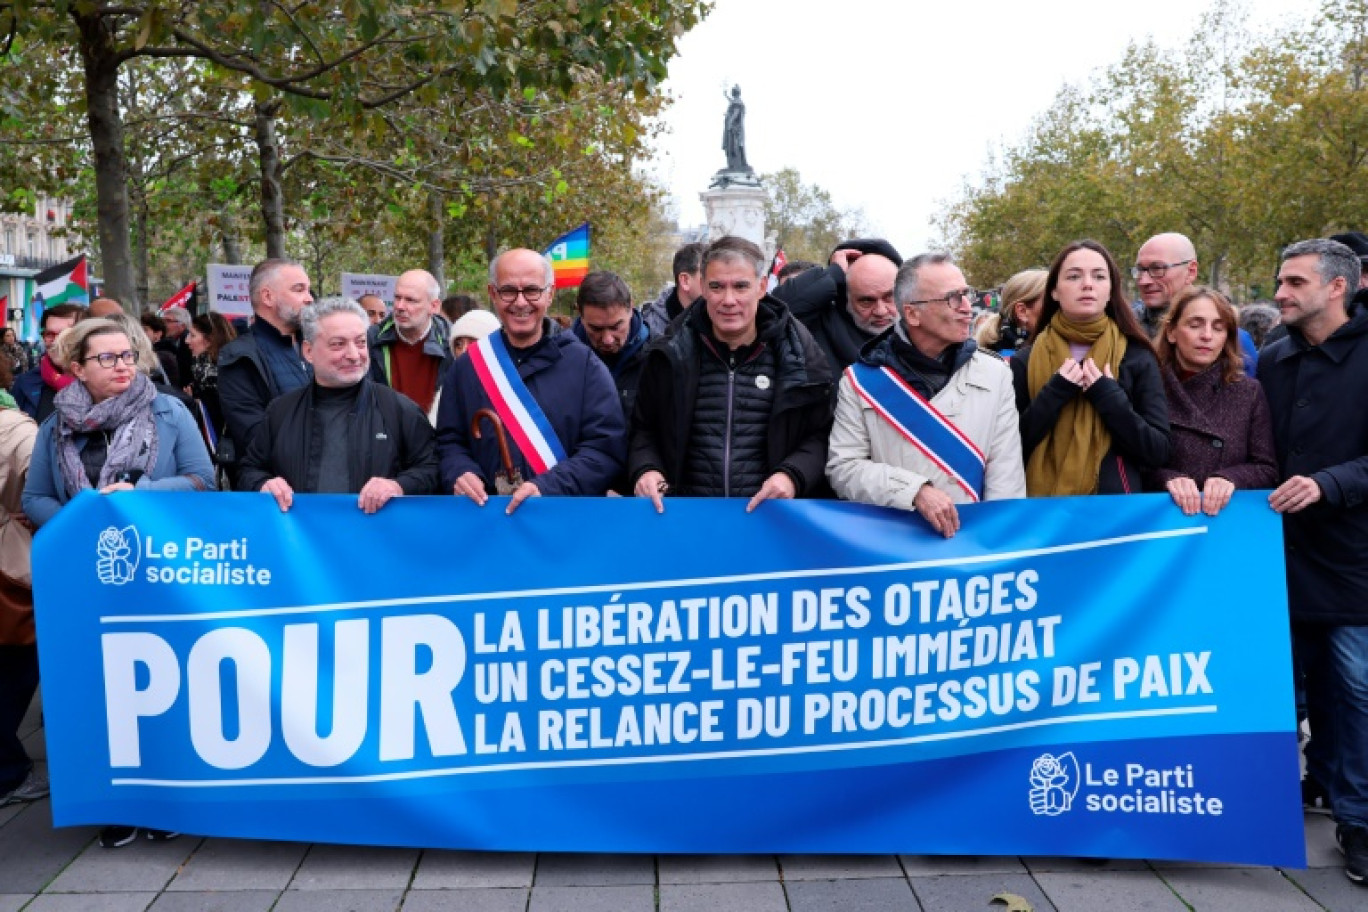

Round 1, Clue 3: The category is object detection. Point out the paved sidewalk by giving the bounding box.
[4,697,1360,911]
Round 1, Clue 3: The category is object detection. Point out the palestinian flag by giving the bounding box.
[33,255,89,308]
[544,223,589,289]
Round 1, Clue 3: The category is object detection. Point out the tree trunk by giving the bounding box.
[427,191,445,293]
[74,11,139,309]
[484,220,498,265]
[220,208,243,264]
[254,99,287,259]
[132,194,149,310]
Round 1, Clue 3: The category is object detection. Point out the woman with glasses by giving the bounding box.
[22,318,215,528]
[1012,240,1169,496]
[21,319,213,847]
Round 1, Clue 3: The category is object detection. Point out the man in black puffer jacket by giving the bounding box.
[629,236,834,511]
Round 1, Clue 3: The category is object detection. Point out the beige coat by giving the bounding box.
[826,350,1025,511]
[0,407,36,645]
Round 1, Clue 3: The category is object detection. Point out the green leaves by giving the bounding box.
[940,0,1368,298]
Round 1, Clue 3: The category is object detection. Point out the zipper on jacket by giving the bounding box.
[723,352,736,498]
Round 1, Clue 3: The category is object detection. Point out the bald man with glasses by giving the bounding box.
[1131,233,1200,339]
[1132,232,1258,373]
[434,248,626,513]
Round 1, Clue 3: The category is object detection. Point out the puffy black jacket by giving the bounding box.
[237,379,440,496]
[681,339,778,497]
[1011,341,1170,494]
[1258,303,1368,624]
[629,294,835,497]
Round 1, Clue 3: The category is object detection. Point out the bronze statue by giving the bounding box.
[722,85,751,174]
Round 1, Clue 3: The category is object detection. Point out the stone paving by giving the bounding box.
[4,696,1363,911]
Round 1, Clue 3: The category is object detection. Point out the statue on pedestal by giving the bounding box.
[711,85,760,189]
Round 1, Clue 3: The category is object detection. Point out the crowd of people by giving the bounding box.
[0,229,1365,883]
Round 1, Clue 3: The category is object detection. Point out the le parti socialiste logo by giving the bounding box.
[1029,751,1080,816]
[96,525,140,585]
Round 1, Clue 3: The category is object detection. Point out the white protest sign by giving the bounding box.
[341,272,397,304]
[207,264,253,317]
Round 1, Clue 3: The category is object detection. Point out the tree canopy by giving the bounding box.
[936,0,1368,300]
[0,0,707,308]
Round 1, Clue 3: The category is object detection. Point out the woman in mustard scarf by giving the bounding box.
[1010,240,1170,496]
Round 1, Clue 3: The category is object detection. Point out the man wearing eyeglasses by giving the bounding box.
[827,253,1025,538]
[367,269,450,418]
[773,239,903,372]
[1132,232,1258,373]
[435,248,626,513]
[1131,233,1199,339]
[13,303,88,423]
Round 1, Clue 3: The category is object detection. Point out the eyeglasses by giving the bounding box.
[908,288,980,308]
[1130,260,1192,280]
[495,285,550,304]
[81,350,138,368]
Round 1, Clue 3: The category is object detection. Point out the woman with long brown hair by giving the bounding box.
[1146,286,1276,514]
[1011,239,1170,495]
[185,312,237,443]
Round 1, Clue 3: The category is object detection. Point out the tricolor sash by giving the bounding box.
[846,362,986,501]
[467,332,567,475]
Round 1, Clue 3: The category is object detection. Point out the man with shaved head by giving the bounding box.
[1133,231,1257,373]
[1131,232,1200,339]
[88,297,124,318]
[368,268,451,417]
[773,239,903,371]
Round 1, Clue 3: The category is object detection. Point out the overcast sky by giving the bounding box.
[647,0,1310,265]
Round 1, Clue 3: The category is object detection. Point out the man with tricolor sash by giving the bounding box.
[435,248,626,513]
[827,253,1025,537]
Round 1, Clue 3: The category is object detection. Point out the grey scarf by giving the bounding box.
[54,372,159,497]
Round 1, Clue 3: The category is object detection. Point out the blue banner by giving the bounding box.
[33,491,1303,865]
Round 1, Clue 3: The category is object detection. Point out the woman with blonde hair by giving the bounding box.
[1146,286,1276,514]
[22,317,214,846]
[976,268,1048,357]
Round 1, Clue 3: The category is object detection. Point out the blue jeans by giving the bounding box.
[1297,624,1368,829]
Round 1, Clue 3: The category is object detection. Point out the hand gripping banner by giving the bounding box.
[34,491,1303,865]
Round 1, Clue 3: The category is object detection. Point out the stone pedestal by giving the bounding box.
[700,182,773,262]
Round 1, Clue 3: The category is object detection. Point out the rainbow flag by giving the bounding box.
[544,223,589,289]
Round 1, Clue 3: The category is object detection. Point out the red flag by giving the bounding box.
[159,281,197,313]
[0,295,7,328]
[766,248,788,292]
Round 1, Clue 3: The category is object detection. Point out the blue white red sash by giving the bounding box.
[467,332,567,475]
[846,362,985,502]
